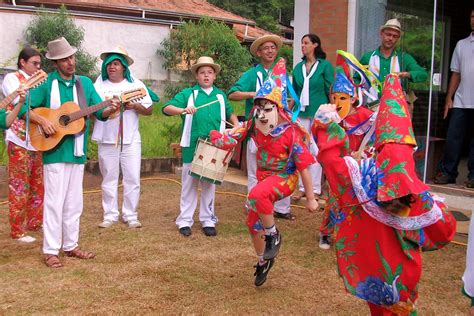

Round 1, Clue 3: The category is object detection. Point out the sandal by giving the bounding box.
[44,254,63,268]
[291,191,305,202]
[274,211,296,220]
[64,247,95,259]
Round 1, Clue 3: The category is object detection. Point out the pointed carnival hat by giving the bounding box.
[332,71,355,96]
[254,57,288,111]
[374,74,429,201]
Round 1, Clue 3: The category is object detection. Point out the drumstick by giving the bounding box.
[181,99,220,115]
[221,119,235,127]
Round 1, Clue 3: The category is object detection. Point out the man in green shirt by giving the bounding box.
[359,18,428,99]
[22,37,119,268]
[228,34,294,220]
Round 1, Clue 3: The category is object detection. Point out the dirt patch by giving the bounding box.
[0,174,468,314]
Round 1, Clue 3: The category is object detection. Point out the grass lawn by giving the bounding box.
[0,175,468,314]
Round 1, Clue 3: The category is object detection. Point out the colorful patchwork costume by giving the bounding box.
[2,71,43,239]
[211,58,315,285]
[312,74,456,315]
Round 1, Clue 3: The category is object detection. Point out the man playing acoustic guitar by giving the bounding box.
[19,37,120,268]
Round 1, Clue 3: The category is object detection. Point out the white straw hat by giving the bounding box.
[100,46,134,66]
[190,56,221,75]
[249,34,283,56]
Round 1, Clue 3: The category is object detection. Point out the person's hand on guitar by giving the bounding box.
[102,98,121,118]
[38,116,57,136]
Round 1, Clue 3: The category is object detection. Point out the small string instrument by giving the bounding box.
[0,70,48,109]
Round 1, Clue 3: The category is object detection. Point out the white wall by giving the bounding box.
[0,11,170,82]
[292,0,310,68]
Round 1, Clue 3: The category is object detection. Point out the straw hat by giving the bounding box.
[190,56,221,75]
[45,37,77,60]
[380,18,403,34]
[250,34,283,56]
[100,46,134,66]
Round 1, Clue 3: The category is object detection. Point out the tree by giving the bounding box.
[208,0,295,32]
[157,18,251,98]
[24,5,98,78]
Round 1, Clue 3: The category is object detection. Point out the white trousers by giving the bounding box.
[176,163,218,228]
[43,163,84,255]
[463,215,474,296]
[297,117,322,194]
[98,142,141,222]
[246,139,291,214]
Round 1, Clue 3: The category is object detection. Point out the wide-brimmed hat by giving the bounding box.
[190,56,221,75]
[250,34,283,56]
[45,37,77,60]
[100,46,134,66]
[380,18,403,34]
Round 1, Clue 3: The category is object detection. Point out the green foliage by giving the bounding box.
[208,0,295,31]
[157,18,251,98]
[255,15,280,34]
[24,5,98,78]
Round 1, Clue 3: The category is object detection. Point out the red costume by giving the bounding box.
[312,74,456,314]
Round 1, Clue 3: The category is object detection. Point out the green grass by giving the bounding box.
[0,100,245,165]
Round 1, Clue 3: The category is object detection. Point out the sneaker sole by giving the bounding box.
[255,259,275,286]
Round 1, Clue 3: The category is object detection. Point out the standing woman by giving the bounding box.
[1,47,44,243]
[291,34,334,201]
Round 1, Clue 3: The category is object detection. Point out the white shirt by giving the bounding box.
[1,69,36,150]
[92,76,152,144]
[451,33,474,109]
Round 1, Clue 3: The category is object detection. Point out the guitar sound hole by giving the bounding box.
[59,115,71,126]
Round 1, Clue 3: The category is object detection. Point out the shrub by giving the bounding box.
[157,17,251,98]
[24,5,98,78]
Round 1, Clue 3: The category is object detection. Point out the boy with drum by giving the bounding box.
[210,58,319,286]
[162,56,239,237]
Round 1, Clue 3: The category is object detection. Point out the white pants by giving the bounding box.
[43,163,84,255]
[98,142,141,222]
[246,139,291,214]
[176,163,218,228]
[463,215,474,296]
[297,117,322,194]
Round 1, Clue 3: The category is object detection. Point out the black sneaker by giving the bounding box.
[319,234,331,250]
[202,226,217,237]
[254,258,275,286]
[263,230,282,260]
[179,226,192,237]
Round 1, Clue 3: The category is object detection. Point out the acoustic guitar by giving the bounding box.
[0,70,48,109]
[28,88,146,151]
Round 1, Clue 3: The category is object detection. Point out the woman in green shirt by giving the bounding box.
[292,34,334,200]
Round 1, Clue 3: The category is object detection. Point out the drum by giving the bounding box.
[190,138,234,185]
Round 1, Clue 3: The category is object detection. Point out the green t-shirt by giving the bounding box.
[359,48,428,93]
[292,58,334,118]
[228,63,270,118]
[21,71,106,165]
[0,110,6,129]
[163,85,234,163]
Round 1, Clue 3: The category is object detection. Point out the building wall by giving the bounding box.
[309,0,349,64]
[292,0,310,67]
[0,10,171,86]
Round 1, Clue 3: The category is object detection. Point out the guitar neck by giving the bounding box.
[68,100,112,122]
[0,91,19,109]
